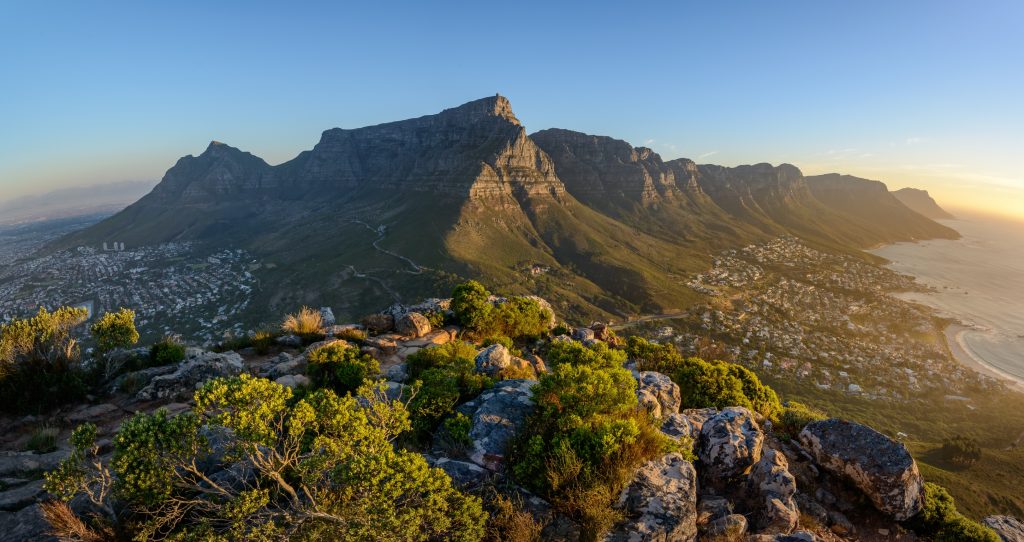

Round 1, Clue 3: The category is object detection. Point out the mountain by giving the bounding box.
[892,187,956,220]
[60,96,960,324]
[0,180,158,225]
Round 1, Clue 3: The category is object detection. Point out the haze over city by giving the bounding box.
[2,0,1022,220]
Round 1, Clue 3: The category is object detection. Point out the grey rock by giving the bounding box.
[573,327,595,342]
[984,515,1024,542]
[0,504,54,542]
[136,350,244,401]
[276,334,302,347]
[698,407,764,483]
[362,313,395,334]
[0,479,45,512]
[697,496,732,524]
[0,450,69,478]
[474,343,511,377]
[799,418,923,521]
[320,307,336,327]
[462,379,536,471]
[635,371,681,419]
[703,513,747,541]
[109,363,178,393]
[395,312,432,338]
[747,449,798,535]
[274,374,311,389]
[606,452,698,542]
[682,407,719,433]
[426,456,491,489]
[64,402,120,424]
[661,413,698,440]
[268,353,306,378]
[384,363,408,382]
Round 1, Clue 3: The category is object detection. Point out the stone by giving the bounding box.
[524,295,557,329]
[703,513,747,541]
[362,313,395,334]
[303,338,350,355]
[461,379,536,471]
[697,496,732,524]
[606,453,698,542]
[635,371,681,419]
[0,503,53,542]
[984,515,1024,542]
[572,327,595,342]
[799,419,923,521]
[274,374,311,389]
[0,479,45,512]
[402,329,452,348]
[682,407,719,433]
[698,407,764,482]
[426,456,491,489]
[319,307,336,327]
[523,353,547,374]
[364,336,398,355]
[661,413,698,440]
[395,312,432,338]
[474,344,511,377]
[0,450,69,478]
[109,363,178,393]
[384,363,408,382]
[747,449,799,534]
[64,402,120,424]
[136,350,244,401]
[275,334,302,347]
[268,353,306,378]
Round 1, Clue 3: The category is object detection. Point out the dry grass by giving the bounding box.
[41,501,112,542]
[281,306,324,337]
[484,491,545,542]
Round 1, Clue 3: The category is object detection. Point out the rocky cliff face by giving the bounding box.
[892,187,955,220]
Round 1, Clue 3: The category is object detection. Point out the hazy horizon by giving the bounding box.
[2,1,1022,219]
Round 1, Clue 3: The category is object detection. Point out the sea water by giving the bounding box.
[870,212,1024,382]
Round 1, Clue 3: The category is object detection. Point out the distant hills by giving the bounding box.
[0,180,157,226]
[891,187,956,220]
[60,96,959,323]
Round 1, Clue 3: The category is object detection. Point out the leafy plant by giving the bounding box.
[306,341,380,396]
[149,335,186,367]
[777,401,827,438]
[0,306,90,413]
[941,435,982,467]
[908,482,999,542]
[90,308,140,353]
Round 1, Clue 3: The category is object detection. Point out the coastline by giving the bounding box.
[943,324,1024,393]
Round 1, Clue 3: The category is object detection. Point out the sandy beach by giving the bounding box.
[944,324,1024,393]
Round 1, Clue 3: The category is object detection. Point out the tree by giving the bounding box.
[91,308,140,353]
[0,306,90,412]
[45,375,487,541]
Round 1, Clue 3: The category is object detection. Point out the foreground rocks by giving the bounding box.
[634,370,681,419]
[606,452,698,542]
[747,449,799,534]
[799,418,923,521]
[698,407,764,483]
[985,515,1024,542]
[136,350,245,401]
[457,379,536,471]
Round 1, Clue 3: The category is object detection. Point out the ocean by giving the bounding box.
[870,212,1024,385]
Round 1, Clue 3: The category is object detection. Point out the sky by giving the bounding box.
[2,1,1022,219]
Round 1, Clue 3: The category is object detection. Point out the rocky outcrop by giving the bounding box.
[395,312,431,338]
[473,344,511,377]
[0,504,53,542]
[698,407,764,483]
[661,413,698,440]
[136,350,244,401]
[362,313,395,334]
[799,419,923,521]
[457,379,536,471]
[985,515,1024,542]
[634,371,681,419]
[747,449,799,535]
[892,187,955,220]
[606,452,698,542]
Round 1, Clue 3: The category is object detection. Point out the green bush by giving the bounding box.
[545,339,626,371]
[910,482,999,542]
[307,342,380,396]
[406,341,480,381]
[452,281,494,333]
[626,337,782,422]
[777,401,827,438]
[0,306,91,413]
[90,308,139,353]
[941,435,982,467]
[406,343,492,439]
[450,281,551,340]
[150,336,186,367]
[45,376,488,541]
[511,342,670,539]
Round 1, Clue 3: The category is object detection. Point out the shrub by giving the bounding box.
[149,335,186,367]
[306,342,380,396]
[0,306,90,413]
[777,401,827,438]
[452,281,494,332]
[334,327,368,343]
[484,490,545,542]
[910,482,999,542]
[498,363,537,381]
[406,341,480,381]
[405,342,491,439]
[492,297,551,340]
[45,376,488,541]
[439,412,473,452]
[90,308,139,353]
[941,435,982,467]
[626,337,782,422]
[544,339,626,371]
[252,329,276,355]
[482,336,518,355]
[27,425,60,453]
[281,306,325,339]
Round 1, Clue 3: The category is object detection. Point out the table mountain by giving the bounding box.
[60,95,959,324]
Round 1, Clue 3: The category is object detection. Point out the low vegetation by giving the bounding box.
[405,341,492,439]
[90,308,140,353]
[44,375,488,541]
[306,341,380,396]
[511,339,671,540]
[149,335,186,367]
[908,482,1000,542]
[940,435,983,467]
[281,306,325,340]
[451,281,551,340]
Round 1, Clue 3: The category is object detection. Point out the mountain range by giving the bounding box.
[61,95,959,323]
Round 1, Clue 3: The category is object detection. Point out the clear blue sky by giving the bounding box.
[2,1,1022,217]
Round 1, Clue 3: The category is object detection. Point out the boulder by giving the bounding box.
[697,496,732,524]
[984,515,1024,542]
[402,329,452,348]
[0,479,45,512]
[523,353,548,374]
[635,371,681,419]
[65,403,120,424]
[460,379,536,471]
[320,307,336,327]
[0,503,53,542]
[275,334,302,347]
[606,452,698,542]
[109,363,178,393]
[747,449,799,534]
[361,313,395,334]
[698,407,764,482]
[426,456,491,489]
[572,327,595,342]
[661,413,698,440]
[0,450,69,478]
[136,350,244,401]
[474,344,511,377]
[682,407,719,433]
[384,363,408,382]
[364,336,398,355]
[268,352,306,378]
[395,312,432,338]
[703,513,747,541]
[274,374,311,389]
[799,419,923,521]
[303,338,350,355]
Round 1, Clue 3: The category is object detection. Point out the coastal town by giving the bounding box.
[645,237,1005,405]
[0,241,258,344]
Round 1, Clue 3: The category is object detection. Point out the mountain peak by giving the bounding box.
[439,94,521,126]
